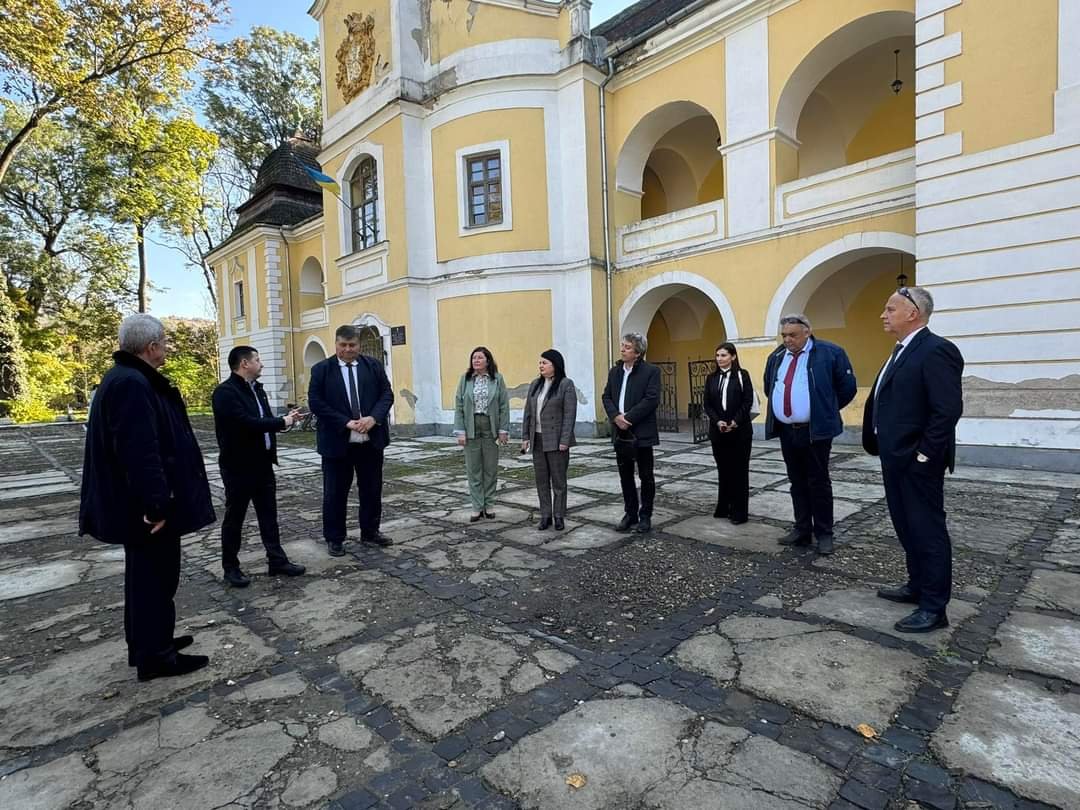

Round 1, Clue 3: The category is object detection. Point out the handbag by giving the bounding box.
[613,427,637,452]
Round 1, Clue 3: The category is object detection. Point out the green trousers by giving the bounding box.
[464,413,499,512]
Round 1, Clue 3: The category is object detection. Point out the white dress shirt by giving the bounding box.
[771,338,813,425]
[338,358,369,444]
[618,364,633,414]
[535,378,553,434]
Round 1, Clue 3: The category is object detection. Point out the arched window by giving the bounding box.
[350,157,379,251]
[358,325,384,364]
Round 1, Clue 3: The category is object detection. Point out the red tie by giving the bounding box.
[782,350,802,418]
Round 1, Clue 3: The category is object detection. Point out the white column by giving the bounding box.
[723,19,772,235]
[1057,0,1080,131]
[246,245,260,331]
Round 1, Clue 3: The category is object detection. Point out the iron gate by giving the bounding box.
[358,326,385,364]
[688,359,714,444]
[655,361,679,433]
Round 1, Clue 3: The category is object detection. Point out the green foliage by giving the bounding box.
[162,317,219,407]
[202,26,322,182]
[0,272,28,400]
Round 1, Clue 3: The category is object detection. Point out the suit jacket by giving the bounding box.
[453,372,511,438]
[212,373,287,469]
[521,376,577,452]
[601,360,661,447]
[862,328,964,472]
[80,352,215,544]
[763,337,856,442]
[703,367,754,440]
[308,355,394,457]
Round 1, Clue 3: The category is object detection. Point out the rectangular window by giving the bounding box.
[465,152,503,227]
[350,157,379,251]
[233,280,245,318]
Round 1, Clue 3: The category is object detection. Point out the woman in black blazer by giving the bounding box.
[703,342,754,524]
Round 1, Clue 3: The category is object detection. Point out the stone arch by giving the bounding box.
[620,271,740,341]
[615,101,721,196]
[299,256,324,294]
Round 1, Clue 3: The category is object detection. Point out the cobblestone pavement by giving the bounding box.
[1,420,1079,809]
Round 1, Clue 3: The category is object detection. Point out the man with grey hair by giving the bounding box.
[863,286,963,633]
[763,313,856,555]
[80,313,216,681]
[602,332,661,533]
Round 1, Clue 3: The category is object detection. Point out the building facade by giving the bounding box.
[207,0,1080,470]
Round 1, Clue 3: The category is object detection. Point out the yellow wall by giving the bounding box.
[320,0,393,121]
[641,167,667,219]
[769,0,913,128]
[422,1,560,65]
[431,107,550,262]
[286,233,326,322]
[437,290,553,409]
[697,159,725,204]
[846,91,915,164]
[319,115,407,288]
[944,0,1058,155]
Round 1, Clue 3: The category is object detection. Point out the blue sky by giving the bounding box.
[150,0,637,318]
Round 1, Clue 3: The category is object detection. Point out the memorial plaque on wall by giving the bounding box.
[390,325,406,346]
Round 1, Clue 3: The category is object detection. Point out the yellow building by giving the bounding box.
[207,0,1080,470]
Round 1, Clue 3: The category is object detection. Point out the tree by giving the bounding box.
[0,270,28,404]
[0,0,224,186]
[202,26,322,183]
[162,317,218,406]
[96,112,217,311]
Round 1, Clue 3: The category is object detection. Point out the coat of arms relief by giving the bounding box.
[336,12,379,102]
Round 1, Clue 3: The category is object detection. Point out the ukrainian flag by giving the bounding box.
[302,164,341,196]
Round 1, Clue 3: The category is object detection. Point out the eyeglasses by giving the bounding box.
[897,287,920,311]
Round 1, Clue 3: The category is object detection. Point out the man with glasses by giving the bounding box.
[763,314,856,555]
[863,286,963,633]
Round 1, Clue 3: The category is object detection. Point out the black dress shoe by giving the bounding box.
[894,609,949,633]
[729,517,748,525]
[268,561,306,577]
[327,541,345,557]
[553,517,565,531]
[636,516,652,534]
[816,535,834,556]
[470,513,483,522]
[778,530,812,547]
[484,511,496,519]
[537,516,551,530]
[615,514,638,532]
[128,635,194,666]
[877,584,919,604]
[361,532,393,547]
[713,505,728,519]
[137,652,210,682]
[223,568,251,588]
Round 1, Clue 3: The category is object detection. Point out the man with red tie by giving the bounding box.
[763,314,856,556]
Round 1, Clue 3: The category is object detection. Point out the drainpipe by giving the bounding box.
[599,56,616,368]
[279,226,298,413]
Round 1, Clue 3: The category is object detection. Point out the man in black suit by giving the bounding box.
[602,332,661,534]
[212,346,307,587]
[80,314,214,681]
[309,324,394,556]
[863,286,964,633]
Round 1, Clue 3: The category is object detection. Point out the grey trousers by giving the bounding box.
[532,432,570,519]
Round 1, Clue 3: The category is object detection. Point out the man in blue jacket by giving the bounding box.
[308,325,394,556]
[763,314,856,555]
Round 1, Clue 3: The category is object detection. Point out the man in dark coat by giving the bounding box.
[308,324,394,556]
[863,286,964,633]
[211,346,306,587]
[763,314,857,556]
[602,332,661,533]
[79,314,215,681]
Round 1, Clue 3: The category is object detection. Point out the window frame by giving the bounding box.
[456,140,513,237]
[349,156,380,252]
[233,279,246,319]
[335,142,387,261]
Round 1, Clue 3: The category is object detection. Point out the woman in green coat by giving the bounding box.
[454,346,510,521]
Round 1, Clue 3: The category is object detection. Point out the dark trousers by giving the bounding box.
[616,444,655,518]
[124,529,180,666]
[882,460,952,613]
[778,424,834,538]
[710,427,752,521]
[220,461,288,572]
[322,442,384,543]
[532,432,570,518]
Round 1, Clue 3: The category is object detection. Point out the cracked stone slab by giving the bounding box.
[672,630,737,681]
[204,538,364,579]
[0,516,76,545]
[771,479,886,502]
[0,613,276,748]
[537,524,626,556]
[261,570,436,648]
[747,491,865,524]
[989,611,1080,685]
[482,697,841,810]
[495,487,597,512]
[317,717,378,751]
[665,516,787,555]
[1046,520,1080,567]
[1015,569,1080,616]
[0,482,78,501]
[445,506,531,528]
[129,721,295,809]
[719,617,924,730]
[337,614,576,737]
[0,752,95,810]
[795,589,977,646]
[568,471,665,495]
[94,707,223,774]
[570,503,681,527]
[933,671,1080,809]
[281,765,337,807]
[226,671,309,703]
[0,560,90,600]
[417,539,554,583]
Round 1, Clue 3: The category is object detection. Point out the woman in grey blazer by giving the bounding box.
[454,346,510,521]
[520,349,577,530]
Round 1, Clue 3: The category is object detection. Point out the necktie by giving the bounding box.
[718,370,729,412]
[347,362,361,418]
[782,351,802,418]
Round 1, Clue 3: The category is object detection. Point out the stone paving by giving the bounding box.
[0,421,1078,809]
